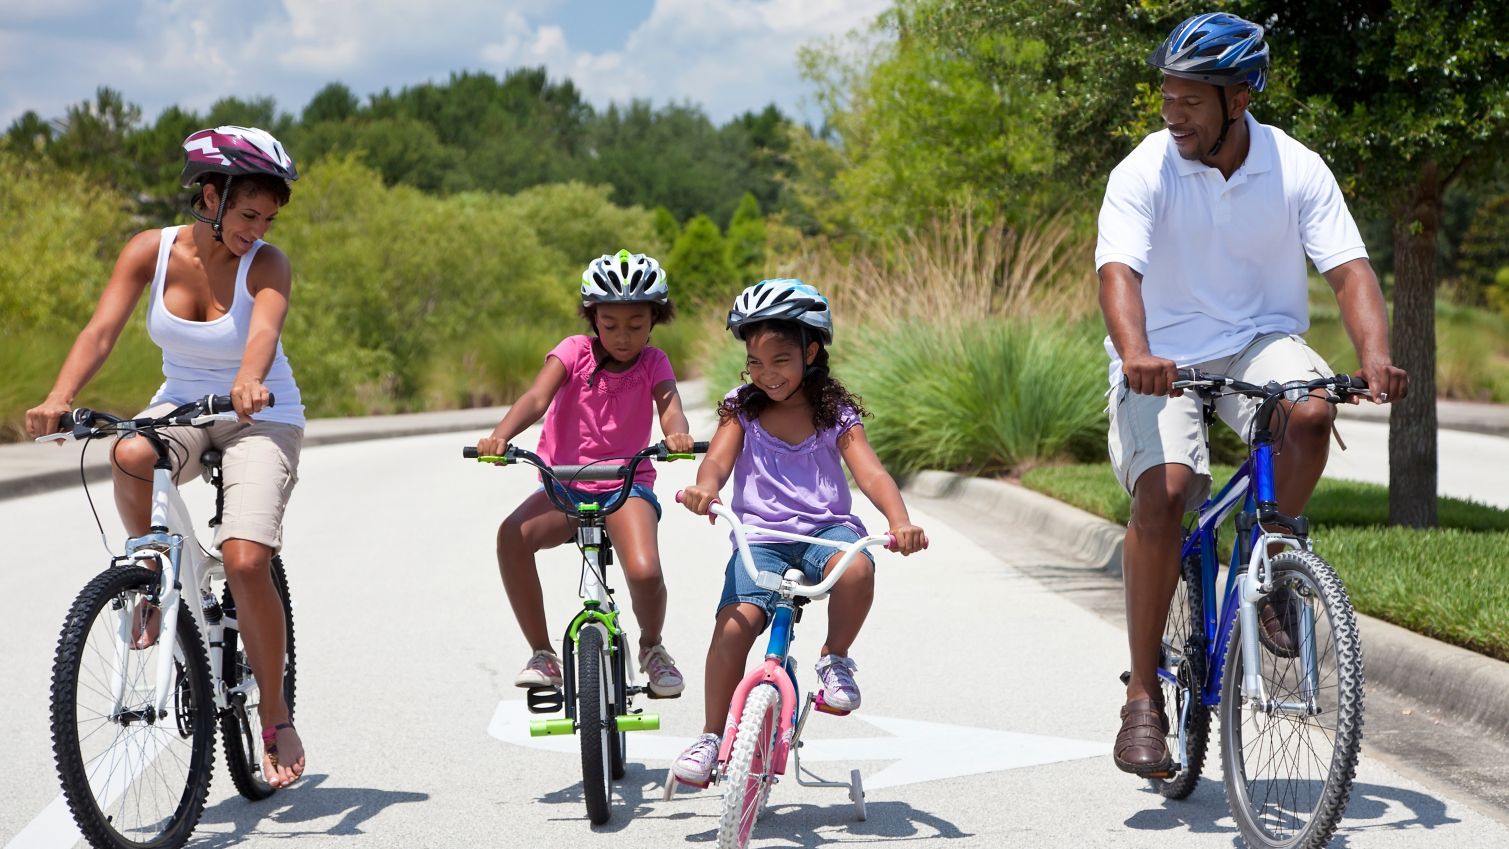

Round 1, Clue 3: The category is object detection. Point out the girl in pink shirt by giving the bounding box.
[475,250,695,696]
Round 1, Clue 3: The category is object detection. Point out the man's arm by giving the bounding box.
[1321,258,1407,403]
[1099,262,1180,397]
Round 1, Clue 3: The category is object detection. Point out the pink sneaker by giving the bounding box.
[638,643,685,697]
[514,650,563,688]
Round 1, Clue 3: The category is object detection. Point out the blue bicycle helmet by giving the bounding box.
[727,279,833,345]
[1148,12,1269,92]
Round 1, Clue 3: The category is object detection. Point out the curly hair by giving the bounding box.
[717,319,867,431]
[579,299,677,333]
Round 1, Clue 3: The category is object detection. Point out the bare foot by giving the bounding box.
[261,722,306,788]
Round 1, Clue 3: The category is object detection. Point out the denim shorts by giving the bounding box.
[718,524,873,622]
[539,481,662,520]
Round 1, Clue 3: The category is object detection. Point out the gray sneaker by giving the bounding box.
[514,650,563,688]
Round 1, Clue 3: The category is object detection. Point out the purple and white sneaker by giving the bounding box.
[672,733,721,786]
[815,654,861,712]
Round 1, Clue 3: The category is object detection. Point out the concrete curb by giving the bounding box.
[0,406,510,502]
[902,468,1509,741]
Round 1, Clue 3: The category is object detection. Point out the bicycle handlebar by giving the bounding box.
[463,440,710,520]
[1171,369,1369,400]
[678,492,905,599]
[35,394,273,444]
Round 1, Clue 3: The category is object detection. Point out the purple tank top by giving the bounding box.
[726,388,868,544]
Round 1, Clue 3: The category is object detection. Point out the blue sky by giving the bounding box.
[0,0,888,130]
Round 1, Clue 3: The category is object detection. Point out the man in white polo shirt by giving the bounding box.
[1095,12,1408,776]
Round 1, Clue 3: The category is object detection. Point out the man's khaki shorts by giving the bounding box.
[122,402,303,551]
[1107,332,1335,510]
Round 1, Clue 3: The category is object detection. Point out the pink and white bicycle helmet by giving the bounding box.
[180,125,298,187]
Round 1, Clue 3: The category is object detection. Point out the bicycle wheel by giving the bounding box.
[1219,550,1363,849]
[577,625,613,824]
[221,555,297,800]
[1153,549,1210,799]
[609,632,628,781]
[717,683,780,849]
[51,565,216,849]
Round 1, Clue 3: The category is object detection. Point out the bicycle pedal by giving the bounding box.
[644,690,682,700]
[813,691,851,716]
[525,686,564,714]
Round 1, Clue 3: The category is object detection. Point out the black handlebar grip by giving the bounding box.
[209,395,234,413]
[693,441,710,453]
[1346,374,1369,390]
[462,447,479,459]
[1175,367,1199,382]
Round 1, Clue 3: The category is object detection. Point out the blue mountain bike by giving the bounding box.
[1152,369,1367,849]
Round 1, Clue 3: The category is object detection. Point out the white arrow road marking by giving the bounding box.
[488,700,1104,790]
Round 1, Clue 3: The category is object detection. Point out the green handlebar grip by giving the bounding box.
[616,714,660,732]
[529,718,576,737]
[476,455,510,464]
[666,453,695,461]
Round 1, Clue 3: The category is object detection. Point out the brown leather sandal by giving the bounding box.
[1114,698,1173,776]
[1258,587,1302,658]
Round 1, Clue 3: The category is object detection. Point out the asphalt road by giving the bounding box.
[4,423,1508,848]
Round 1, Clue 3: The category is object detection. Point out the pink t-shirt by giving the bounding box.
[536,335,676,493]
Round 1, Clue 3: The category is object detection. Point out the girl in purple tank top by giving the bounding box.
[672,280,927,785]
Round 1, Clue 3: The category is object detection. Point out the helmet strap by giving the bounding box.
[1206,84,1239,157]
[209,175,234,243]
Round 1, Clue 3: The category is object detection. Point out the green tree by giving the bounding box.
[652,205,681,248]
[302,82,360,124]
[794,2,1058,236]
[668,214,735,304]
[726,192,766,283]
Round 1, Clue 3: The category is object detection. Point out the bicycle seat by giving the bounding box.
[782,568,831,600]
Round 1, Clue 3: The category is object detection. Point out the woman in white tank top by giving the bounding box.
[26,126,309,789]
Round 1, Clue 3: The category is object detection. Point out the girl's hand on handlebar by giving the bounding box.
[25,397,71,441]
[664,432,695,453]
[231,377,271,423]
[476,435,510,458]
[680,485,720,523]
[889,522,927,555]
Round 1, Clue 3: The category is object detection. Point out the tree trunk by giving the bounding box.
[1387,162,1441,528]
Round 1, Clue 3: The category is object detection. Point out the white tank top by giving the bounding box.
[146,225,305,427]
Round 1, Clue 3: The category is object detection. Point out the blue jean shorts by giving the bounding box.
[718,524,873,621]
[540,481,662,520]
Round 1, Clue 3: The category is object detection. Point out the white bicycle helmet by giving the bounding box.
[581,249,669,305]
[727,279,833,345]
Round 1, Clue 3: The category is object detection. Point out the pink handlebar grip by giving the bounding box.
[675,489,685,504]
[884,534,931,551]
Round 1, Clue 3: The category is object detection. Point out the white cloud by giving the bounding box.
[0,0,888,128]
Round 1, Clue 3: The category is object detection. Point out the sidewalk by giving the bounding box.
[902,469,1509,742]
[1339,396,1509,436]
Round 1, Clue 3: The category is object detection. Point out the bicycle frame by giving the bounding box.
[707,503,892,779]
[1164,376,1341,731]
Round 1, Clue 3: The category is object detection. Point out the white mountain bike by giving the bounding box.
[38,395,296,849]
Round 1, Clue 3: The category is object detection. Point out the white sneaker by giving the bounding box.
[638,643,685,696]
[815,654,861,712]
[672,733,720,786]
[514,650,563,688]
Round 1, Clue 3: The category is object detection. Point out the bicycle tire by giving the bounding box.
[1153,549,1211,799]
[610,632,627,781]
[221,555,297,800]
[1219,550,1363,849]
[717,683,780,849]
[51,565,216,849]
[577,625,613,824]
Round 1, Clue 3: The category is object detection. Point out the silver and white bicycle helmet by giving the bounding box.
[581,249,669,306]
[727,279,833,345]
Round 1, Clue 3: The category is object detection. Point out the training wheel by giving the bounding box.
[849,768,866,821]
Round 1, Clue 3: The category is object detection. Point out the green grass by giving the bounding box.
[1021,463,1509,660]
